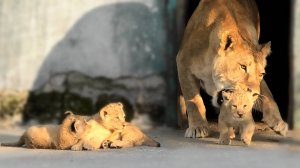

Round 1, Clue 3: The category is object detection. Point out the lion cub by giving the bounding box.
[218,88,258,146]
[70,102,126,151]
[97,102,160,148]
[1,111,88,149]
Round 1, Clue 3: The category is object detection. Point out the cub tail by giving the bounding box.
[143,135,160,147]
[1,133,26,147]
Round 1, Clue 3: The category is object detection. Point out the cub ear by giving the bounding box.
[100,110,109,121]
[117,102,123,108]
[64,111,74,116]
[72,119,87,134]
[222,89,233,101]
[260,41,271,58]
[220,31,234,52]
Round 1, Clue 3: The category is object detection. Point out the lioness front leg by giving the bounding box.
[178,68,209,138]
[258,80,288,136]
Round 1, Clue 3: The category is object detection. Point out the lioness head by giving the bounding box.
[98,102,126,131]
[213,31,271,95]
[221,86,258,120]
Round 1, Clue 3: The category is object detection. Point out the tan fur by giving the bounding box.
[102,123,160,148]
[218,86,256,145]
[176,0,287,138]
[70,102,127,151]
[94,102,160,148]
[1,112,88,150]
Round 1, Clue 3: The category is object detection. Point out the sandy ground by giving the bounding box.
[0,123,300,168]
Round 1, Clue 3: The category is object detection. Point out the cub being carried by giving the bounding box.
[176,0,287,138]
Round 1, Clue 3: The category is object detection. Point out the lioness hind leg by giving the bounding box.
[177,94,188,129]
[259,80,288,136]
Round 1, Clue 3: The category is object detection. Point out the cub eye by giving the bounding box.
[232,105,237,109]
[240,64,247,72]
[259,73,266,78]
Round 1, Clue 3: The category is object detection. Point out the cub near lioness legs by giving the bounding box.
[218,87,257,146]
[176,0,288,138]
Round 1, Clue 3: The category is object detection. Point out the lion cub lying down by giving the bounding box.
[218,88,257,146]
[1,112,88,149]
[96,103,160,148]
[70,103,126,151]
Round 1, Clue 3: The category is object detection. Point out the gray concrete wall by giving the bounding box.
[293,0,300,130]
[0,0,167,90]
[0,0,178,126]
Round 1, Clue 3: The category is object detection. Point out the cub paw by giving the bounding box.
[83,144,98,151]
[272,121,288,136]
[71,144,83,151]
[102,140,112,149]
[185,125,209,138]
[109,142,122,149]
[218,138,231,145]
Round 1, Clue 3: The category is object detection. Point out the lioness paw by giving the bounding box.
[241,138,251,146]
[184,126,209,138]
[272,121,288,136]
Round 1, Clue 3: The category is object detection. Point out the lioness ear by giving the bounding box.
[220,31,234,51]
[260,41,271,58]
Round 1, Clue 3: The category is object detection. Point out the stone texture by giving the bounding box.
[23,72,167,127]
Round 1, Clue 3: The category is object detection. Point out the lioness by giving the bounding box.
[176,0,288,138]
[218,87,257,146]
[1,111,88,149]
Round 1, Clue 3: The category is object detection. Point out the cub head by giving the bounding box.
[213,31,271,95]
[63,111,89,138]
[98,102,126,131]
[221,86,259,120]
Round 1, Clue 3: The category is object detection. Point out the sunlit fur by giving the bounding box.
[218,85,256,145]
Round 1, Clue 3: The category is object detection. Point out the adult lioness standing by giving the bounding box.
[176,0,288,138]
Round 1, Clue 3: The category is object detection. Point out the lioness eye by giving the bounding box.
[240,64,247,72]
[259,73,266,77]
[253,93,259,97]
